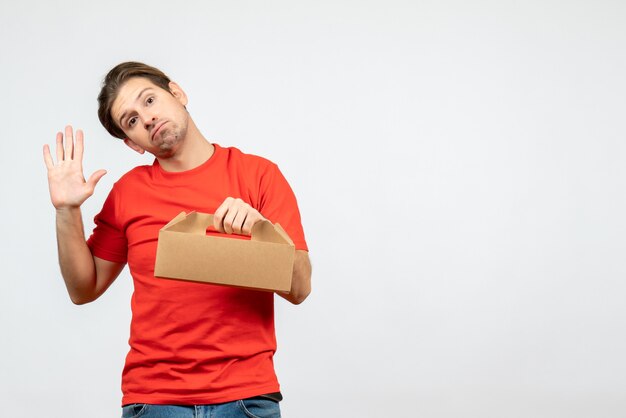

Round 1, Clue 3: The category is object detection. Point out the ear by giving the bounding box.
[123,138,146,154]
[168,81,189,106]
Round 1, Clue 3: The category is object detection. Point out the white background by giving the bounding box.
[1,1,625,417]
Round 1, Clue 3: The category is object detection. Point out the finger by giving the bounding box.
[213,197,233,233]
[43,144,54,169]
[222,206,239,235]
[86,169,107,190]
[213,207,225,233]
[242,212,262,236]
[65,125,74,160]
[56,132,64,162]
[74,129,84,162]
[232,210,249,235]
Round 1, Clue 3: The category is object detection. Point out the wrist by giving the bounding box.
[55,205,82,216]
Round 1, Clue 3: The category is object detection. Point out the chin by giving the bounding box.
[156,144,181,159]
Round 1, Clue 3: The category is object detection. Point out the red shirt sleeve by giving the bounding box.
[258,163,308,252]
[86,185,129,263]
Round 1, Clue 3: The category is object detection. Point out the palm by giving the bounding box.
[43,126,106,209]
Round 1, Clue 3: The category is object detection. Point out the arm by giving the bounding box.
[214,198,312,304]
[44,126,124,304]
[277,250,312,305]
[56,207,125,304]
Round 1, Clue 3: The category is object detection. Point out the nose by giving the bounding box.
[144,116,157,130]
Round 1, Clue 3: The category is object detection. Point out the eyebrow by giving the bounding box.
[118,87,155,127]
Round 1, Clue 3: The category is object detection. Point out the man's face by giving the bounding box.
[111,77,190,158]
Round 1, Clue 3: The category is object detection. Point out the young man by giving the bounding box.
[43,62,311,418]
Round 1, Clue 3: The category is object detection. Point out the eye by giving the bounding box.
[146,96,154,105]
[128,117,137,127]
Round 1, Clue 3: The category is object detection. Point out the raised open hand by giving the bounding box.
[43,126,107,209]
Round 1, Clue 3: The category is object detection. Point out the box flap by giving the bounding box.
[274,223,294,246]
[161,211,188,231]
[166,212,215,235]
[251,220,293,245]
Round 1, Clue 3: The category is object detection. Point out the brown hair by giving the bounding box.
[97,62,172,139]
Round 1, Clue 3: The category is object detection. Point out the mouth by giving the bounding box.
[151,121,168,142]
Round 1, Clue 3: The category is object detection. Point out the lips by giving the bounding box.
[151,121,168,141]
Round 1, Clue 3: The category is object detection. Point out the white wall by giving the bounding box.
[1,1,625,417]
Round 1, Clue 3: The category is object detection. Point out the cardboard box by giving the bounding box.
[154,211,295,292]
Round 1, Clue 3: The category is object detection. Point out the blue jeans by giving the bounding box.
[121,398,281,418]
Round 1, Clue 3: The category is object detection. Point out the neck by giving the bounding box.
[156,119,214,172]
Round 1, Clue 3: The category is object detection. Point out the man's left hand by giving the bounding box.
[213,197,266,235]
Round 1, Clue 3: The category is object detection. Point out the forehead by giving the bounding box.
[111,77,164,121]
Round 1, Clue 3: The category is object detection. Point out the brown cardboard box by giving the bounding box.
[154,211,295,292]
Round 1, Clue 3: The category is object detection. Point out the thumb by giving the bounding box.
[87,169,107,189]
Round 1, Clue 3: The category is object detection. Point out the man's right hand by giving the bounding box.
[43,125,107,209]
